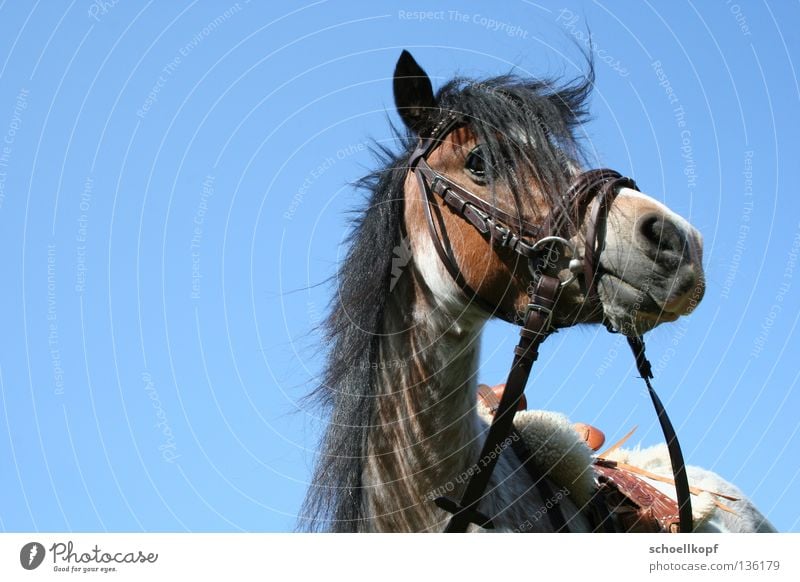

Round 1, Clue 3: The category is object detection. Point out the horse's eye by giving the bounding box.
[465,146,488,179]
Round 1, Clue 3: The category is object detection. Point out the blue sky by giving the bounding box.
[0,1,797,532]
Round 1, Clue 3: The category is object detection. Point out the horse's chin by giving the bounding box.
[597,273,681,336]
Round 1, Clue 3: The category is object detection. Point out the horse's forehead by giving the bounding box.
[446,125,523,149]
[443,124,549,155]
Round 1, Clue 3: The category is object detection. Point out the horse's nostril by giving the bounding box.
[637,214,688,259]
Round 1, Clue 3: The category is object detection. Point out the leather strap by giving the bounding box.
[627,335,693,532]
[580,170,638,304]
[415,157,544,243]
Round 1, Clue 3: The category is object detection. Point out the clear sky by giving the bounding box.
[0,1,797,533]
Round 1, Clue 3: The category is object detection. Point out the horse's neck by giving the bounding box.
[362,271,484,531]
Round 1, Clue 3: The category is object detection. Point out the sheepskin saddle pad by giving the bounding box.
[476,384,747,533]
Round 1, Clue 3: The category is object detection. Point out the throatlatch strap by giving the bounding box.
[435,275,560,532]
[627,335,693,533]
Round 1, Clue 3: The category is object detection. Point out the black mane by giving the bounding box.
[299,66,592,532]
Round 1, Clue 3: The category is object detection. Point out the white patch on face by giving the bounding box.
[614,187,700,245]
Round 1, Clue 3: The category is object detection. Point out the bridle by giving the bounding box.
[406,113,693,533]
[408,114,637,321]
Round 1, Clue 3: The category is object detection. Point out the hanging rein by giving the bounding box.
[406,113,693,533]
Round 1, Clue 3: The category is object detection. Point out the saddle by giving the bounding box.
[477,383,685,532]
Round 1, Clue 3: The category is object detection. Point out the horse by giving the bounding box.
[300,50,775,533]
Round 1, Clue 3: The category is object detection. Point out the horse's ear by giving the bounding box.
[393,50,437,134]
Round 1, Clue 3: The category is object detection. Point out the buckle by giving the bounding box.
[489,222,512,246]
[430,175,448,196]
[524,302,553,328]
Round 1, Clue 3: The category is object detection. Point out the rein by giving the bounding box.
[406,115,693,533]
